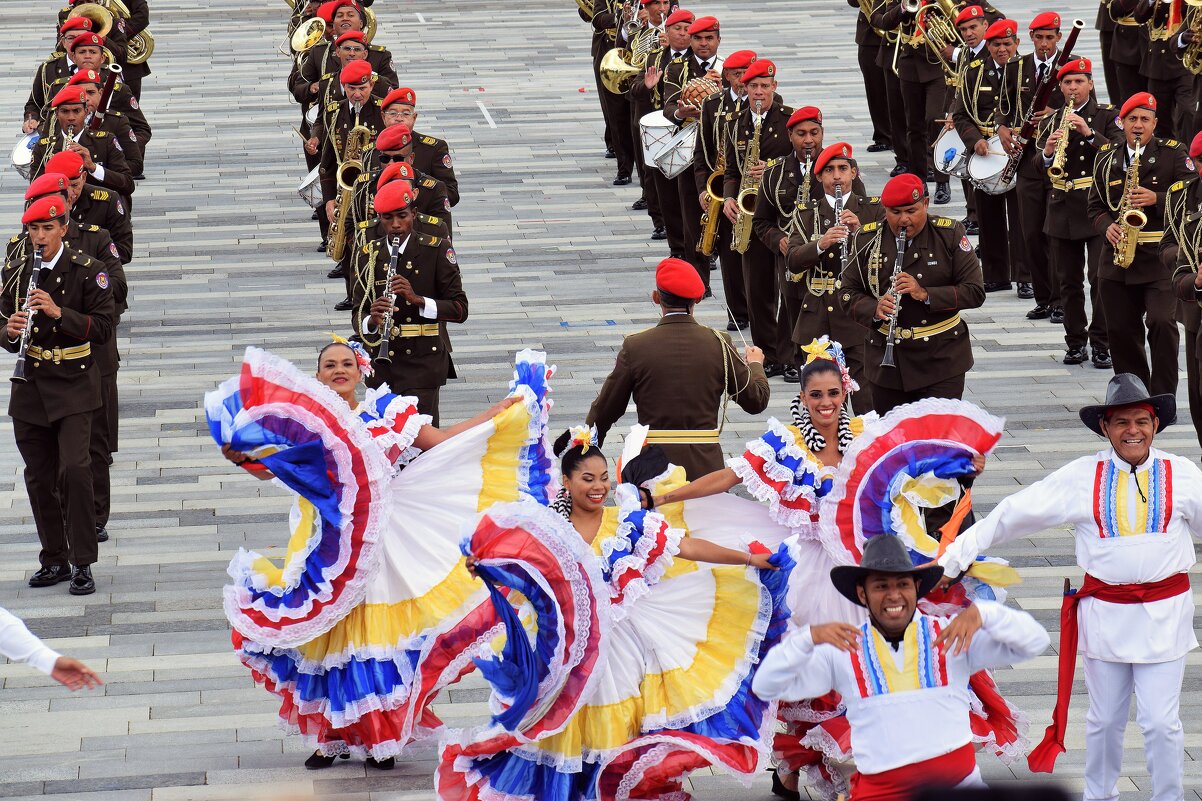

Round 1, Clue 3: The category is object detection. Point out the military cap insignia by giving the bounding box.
[96,271,108,289]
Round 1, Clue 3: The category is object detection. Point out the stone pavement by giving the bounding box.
[0,0,1199,798]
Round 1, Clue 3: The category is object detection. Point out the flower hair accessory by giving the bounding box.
[325,332,374,378]
[800,336,859,395]
[567,424,598,453]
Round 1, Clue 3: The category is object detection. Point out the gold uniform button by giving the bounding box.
[827,306,834,312]
[388,350,395,357]
[405,317,412,323]
[32,328,38,333]
[405,348,412,355]
[431,346,438,352]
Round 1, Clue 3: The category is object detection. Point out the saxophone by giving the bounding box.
[1046,100,1075,181]
[1113,144,1147,269]
[327,120,372,262]
[732,100,763,254]
[697,117,727,256]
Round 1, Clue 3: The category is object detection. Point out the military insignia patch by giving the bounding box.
[96,271,108,289]
[109,242,119,258]
[116,199,124,215]
[442,153,452,169]
[446,247,457,265]
[959,236,972,252]
[114,139,124,152]
[130,97,139,110]
[1188,158,1196,172]
[129,130,137,142]
[444,198,451,211]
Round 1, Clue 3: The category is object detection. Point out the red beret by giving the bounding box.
[374,180,417,214]
[723,50,757,70]
[66,69,103,87]
[381,87,416,109]
[1120,92,1157,118]
[814,142,853,175]
[984,19,1017,39]
[1057,57,1091,81]
[316,1,337,22]
[22,195,68,225]
[45,150,85,178]
[655,257,705,301]
[376,160,416,190]
[741,59,776,83]
[688,16,719,35]
[68,32,104,51]
[787,106,823,129]
[955,5,984,25]
[881,173,927,207]
[51,86,87,108]
[1190,131,1202,161]
[339,59,373,85]
[1029,11,1061,29]
[665,9,695,27]
[329,0,362,15]
[26,173,70,201]
[59,17,91,34]
[334,31,365,47]
[375,124,413,152]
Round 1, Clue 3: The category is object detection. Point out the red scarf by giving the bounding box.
[1026,572,1191,772]
[850,743,975,801]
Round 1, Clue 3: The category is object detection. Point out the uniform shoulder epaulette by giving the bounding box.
[107,110,125,117]
[417,212,439,224]
[765,156,782,168]
[326,101,339,112]
[91,130,109,138]
[861,221,880,233]
[90,188,110,200]
[867,195,881,203]
[970,58,983,68]
[9,235,19,244]
[1170,180,1187,192]
[1100,103,1115,110]
[355,172,370,183]
[47,50,64,62]
[369,43,387,52]
[416,233,443,247]
[421,177,437,188]
[419,134,438,145]
[320,72,333,81]
[933,216,956,228]
[86,224,100,232]
[1160,138,1182,148]
[1099,142,1113,152]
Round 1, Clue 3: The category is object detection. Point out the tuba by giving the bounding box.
[66,2,114,37]
[291,17,327,52]
[127,30,155,64]
[1183,1,1202,73]
[914,0,964,83]
[328,123,372,262]
[1113,144,1147,269]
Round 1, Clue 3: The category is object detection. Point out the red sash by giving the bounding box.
[1026,571,1191,773]
[850,743,975,801]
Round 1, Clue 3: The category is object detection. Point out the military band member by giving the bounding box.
[785,142,884,412]
[358,181,468,425]
[23,17,95,130]
[1167,133,1202,448]
[1095,0,1121,101]
[31,86,135,201]
[840,173,985,413]
[114,0,152,99]
[48,150,133,264]
[1088,92,1193,397]
[1038,58,1117,368]
[2,196,116,597]
[722,60,795,380]
[950,5,991,234]
[693,49,754,331]
[380,87,460,208]
[65,69,150,179]
[1133,0,1193,138]
[849,0,894,153]
[592,0,637,186]
[585,257,770,480]
[954,19,1022,294]
[1105,0,1150,100]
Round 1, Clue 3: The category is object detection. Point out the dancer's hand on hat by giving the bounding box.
[934,603,983,656]
[810,623,861,652]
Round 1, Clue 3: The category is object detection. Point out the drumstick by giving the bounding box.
[294,128,307,141]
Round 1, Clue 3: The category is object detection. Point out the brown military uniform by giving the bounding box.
[95,111,144,176]
[294,41,399,101]
[786,192,884,412]
[585,314,771,480]
[1134,0,1194,139]
[840,216,985,413]
[31,122,135,199]
[101,80,151,166]
[630,45,682,241]
[411,133,459,208]
[72,184,132,263]
[319,98,386,205]
[592,0,636,179]
[352,233,468,425]
[24,52,71,123]
[724,99,795,368]
[1038,98,1120,357]
[1,245,115,569]
[693,88,747,325]
[1088,136,1194,396]
[1165,176,1202,448]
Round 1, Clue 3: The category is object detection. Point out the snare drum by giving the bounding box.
[638,111,676,165]
[933,126,968,178]
[298,166,322,208]
[966,136,1016,195]
[11,132,39,180]
[304,104,319,127]
[654,124,698,178]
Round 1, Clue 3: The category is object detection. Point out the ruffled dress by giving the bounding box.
[438,467,795,801]
[204,347,555,759]
[726,401,1030,799]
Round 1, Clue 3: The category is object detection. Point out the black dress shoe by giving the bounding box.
[934,182,951,204]
[133,173,146,181]
[1016,282,1034,299]
[763,361,786,378]
[1049,306,1065,324]
[962,218,980,235]
[726,320,739,331]
[327,265,346,279]
[770,768,802,801]
[736,319,749,330]
[632,197,648,210]
[604,147,616,159]
[366,757,395,770]
[926,169,937,182]
[704,287,713,298]
[1063,346,1089,365]
[867,141,892,153]
[983,281,1012,293]
[28,564,72,587]
[889,164,908,177]
[613,174,632,186]
[333,297,354,312]
[650,226,667,240]
[1026,304,1051,320]
[1092,348,1113,369]
[96,526,109,543]
[304,752,351,770]
[311,208,320,221]
[69,565,95,596]
[316,239,327,253]
[782,366,801,383]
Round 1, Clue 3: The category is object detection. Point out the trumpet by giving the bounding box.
[374,236,401,367]
[1046,100,1076,181]
[1113,144,1147,269]
[11,253,44,385]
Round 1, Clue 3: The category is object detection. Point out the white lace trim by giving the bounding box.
[604,732,762,801]
[778,698,845,725]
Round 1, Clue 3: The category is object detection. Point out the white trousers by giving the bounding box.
[1082,655,1186,801]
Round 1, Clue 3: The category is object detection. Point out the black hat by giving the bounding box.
[830,535,944,607]
[1079,373,1175,436]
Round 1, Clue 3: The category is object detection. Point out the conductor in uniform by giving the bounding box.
[2,196,115,597]
[585,257,770,479]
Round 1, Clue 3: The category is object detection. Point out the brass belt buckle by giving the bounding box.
[51,348,63,364]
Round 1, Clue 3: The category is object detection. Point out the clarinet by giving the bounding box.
[880,230,907,369]
[373,236,401,367]
[11,252,45,384]
[833,183,848,272]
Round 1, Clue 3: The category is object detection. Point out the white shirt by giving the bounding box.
[941,447,1202,663]
[0,607,60,675]
[40,242,65,273]
[752,603,1048,774]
